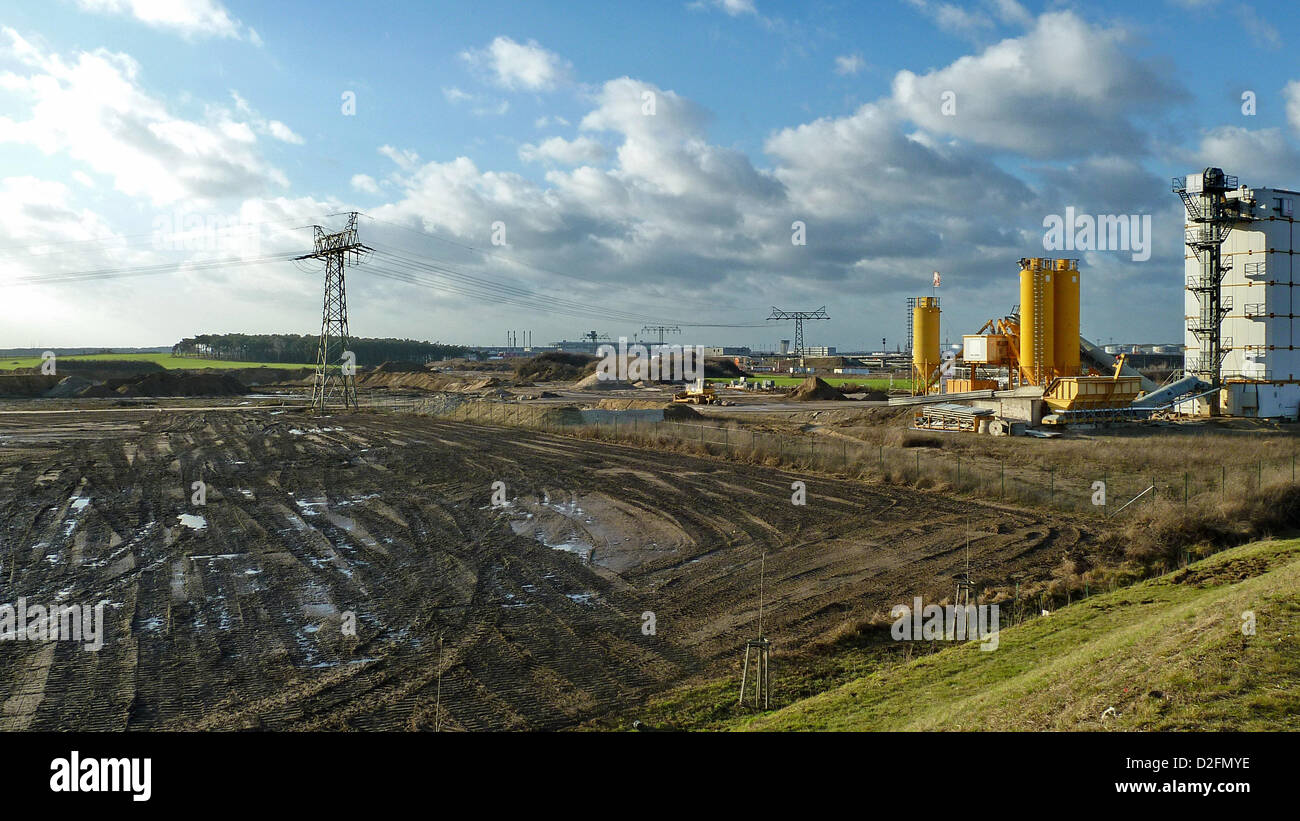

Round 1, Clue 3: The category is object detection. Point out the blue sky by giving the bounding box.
[1,0,1297,350]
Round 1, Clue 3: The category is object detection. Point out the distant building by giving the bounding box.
[703,346,752,357]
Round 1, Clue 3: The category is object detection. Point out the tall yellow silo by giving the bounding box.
[1018,258,1054,385]
[1052,258,1080,377]
[912,296,940,394]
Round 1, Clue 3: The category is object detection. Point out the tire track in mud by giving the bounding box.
[0,410,1105,730]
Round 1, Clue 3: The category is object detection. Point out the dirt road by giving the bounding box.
[0,409,1099,730]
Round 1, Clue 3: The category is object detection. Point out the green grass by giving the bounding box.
[606,538,1300,731]
[707,376,910,390]
[0,353,314,371]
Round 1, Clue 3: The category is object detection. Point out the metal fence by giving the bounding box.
[360,394,1298,517]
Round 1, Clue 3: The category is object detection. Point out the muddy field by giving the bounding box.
[0,408,1101,730]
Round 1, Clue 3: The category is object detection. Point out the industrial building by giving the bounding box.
[1175,168,1300,417]
[898,257,1191,432]
[887,168,1300,433]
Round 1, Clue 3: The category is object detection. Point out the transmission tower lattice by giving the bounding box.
[766,307,829,356]
[295,212,371,413]
[640,325,680,345]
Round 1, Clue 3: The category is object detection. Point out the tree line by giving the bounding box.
[172,334,468,366]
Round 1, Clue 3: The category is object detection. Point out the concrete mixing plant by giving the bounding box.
[899,257,1188,433]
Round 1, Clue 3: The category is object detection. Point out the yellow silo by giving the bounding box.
[1052,258,1080,377]
[912,296,940,394]
[1018,258,1054,385]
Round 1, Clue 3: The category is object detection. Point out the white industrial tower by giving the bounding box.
[1176,168,1300,418]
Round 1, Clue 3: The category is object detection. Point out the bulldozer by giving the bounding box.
[672,376,725,405]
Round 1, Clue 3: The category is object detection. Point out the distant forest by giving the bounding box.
[172,334,468,366]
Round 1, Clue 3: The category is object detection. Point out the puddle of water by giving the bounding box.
[177,513,207,531]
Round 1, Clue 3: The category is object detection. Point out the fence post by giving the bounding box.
[915,450,920,480]
[1001,461,1005,497]
[1184,472,1188,507]
[1151,476,1156,504]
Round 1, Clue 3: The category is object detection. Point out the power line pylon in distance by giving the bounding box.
[766,307,829,356]
[295,212,371,414]
[640,325,680,345]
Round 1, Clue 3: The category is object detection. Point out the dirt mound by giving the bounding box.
[44,375,95,398]
[105,371,249,397]
[225,367,314,386]
[357,372,496,392]
[595,398,670,410]
[787,376,846,401]
[0,374,61,397]
[515,351,597,382]
[574,372,632,390]
[77,384,117,398]
[663,403,704,420]
[371,360,427,373]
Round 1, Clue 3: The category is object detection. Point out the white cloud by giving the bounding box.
[1285,80,1300,135]
[378,145,421,171]
[266,120,303,144]
[0,29,290,205]
[225,93,303,144]
[696,0,758,16]
[460,36,571,91]
[834,54,865,76]
[535,115,571,129]
[443,86,473,103]
[1236,5,1280,50]
[519,136,606,165]
[74,0,250,41]
[1174,126,1300,187]
[351,174,380,194]
[905,0,994,38]
[890,11,1184,157]
[988,0,1032,27]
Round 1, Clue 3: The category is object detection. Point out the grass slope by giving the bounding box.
[604,538,1300,732]
[0,353,314,371]
[743,538,1300,731]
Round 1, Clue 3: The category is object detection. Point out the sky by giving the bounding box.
[1,0,1298,352]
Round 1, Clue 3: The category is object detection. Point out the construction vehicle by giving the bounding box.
[672,377,726,405]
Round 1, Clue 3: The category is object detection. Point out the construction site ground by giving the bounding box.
[0,405,1101,731]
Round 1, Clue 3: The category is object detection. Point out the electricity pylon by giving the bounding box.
[766,307,829,356]
[295,212,370,413]
[640,325,680,345]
